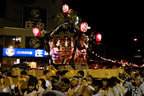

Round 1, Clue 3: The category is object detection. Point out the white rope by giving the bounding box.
[50,22,68,36]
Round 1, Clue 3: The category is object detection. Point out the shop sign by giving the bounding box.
[23,6,47,30]
[3,48,50,57]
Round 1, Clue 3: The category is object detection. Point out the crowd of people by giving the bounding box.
[0,68,144,96]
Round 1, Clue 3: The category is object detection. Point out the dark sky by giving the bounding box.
[63,0,143,64]
[63,0,143,43]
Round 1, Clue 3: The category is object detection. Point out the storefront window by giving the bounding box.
[5,36,21,48]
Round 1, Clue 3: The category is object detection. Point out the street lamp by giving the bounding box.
[138,50,140,52]
[134,38,137,42]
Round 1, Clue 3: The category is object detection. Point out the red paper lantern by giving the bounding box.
[62,4,69,13]
[94,64,98,69]
[80,22,88,32]
[96,33,102,42]
[33,27,40,37]
[52,47,59,54]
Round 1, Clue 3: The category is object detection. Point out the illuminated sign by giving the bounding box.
[3,48,51,57]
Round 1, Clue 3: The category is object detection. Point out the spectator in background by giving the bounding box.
[0,76,15,95]
[42,70,52,90]
[130,70,136,81]
[18,71,29,93]
[68,76,81,96]
[61,70,69,78]
[100,78,110,96]
[114,77,126,96]
[36,78,47,96]
[140,69,144,82]
[0,71,2,77]
[77,71,84,78]
[43,76,66,96]
[92,80,101,95]
[80,78,96,96]
[56,71,62,77]
[80,85,95,96]
[123,70,136,96]
[86,75,93,86]
[135,68,140,75]
[61,78,71,95]
[77,71,85,85]
[109,77,119,96]
[78,75,94,95]
[20,71,29,81]
[17,76,38,96]
[131,74,144,96]
[2,70,8,78]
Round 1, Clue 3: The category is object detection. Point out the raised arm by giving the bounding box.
[7,76,14,87]
[17,78,23,96]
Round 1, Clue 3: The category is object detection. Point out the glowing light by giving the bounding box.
[96,33,102,42]
[62,4,69,13]
[9,46,13,48]
[94,52,140,68]
[33,27,40,37]
[80,22,88,32]
[134,55,142,58]
[29,62,37,68]
[134,38,137,41]
[16,59,20,64]
[138,50,140,52]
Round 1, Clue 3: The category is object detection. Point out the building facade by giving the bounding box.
[0,0,63,30]
[0,0,63,67]
[0,27,46,66]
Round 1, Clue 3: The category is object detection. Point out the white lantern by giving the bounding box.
[80,22,88,32]
[62,4,69,13]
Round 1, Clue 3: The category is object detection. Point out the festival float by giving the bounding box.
[32,4,92,70]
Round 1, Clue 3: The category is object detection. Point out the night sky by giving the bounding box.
[63,0,143,64]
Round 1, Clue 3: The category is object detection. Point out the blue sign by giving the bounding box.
[3,48,49,57]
